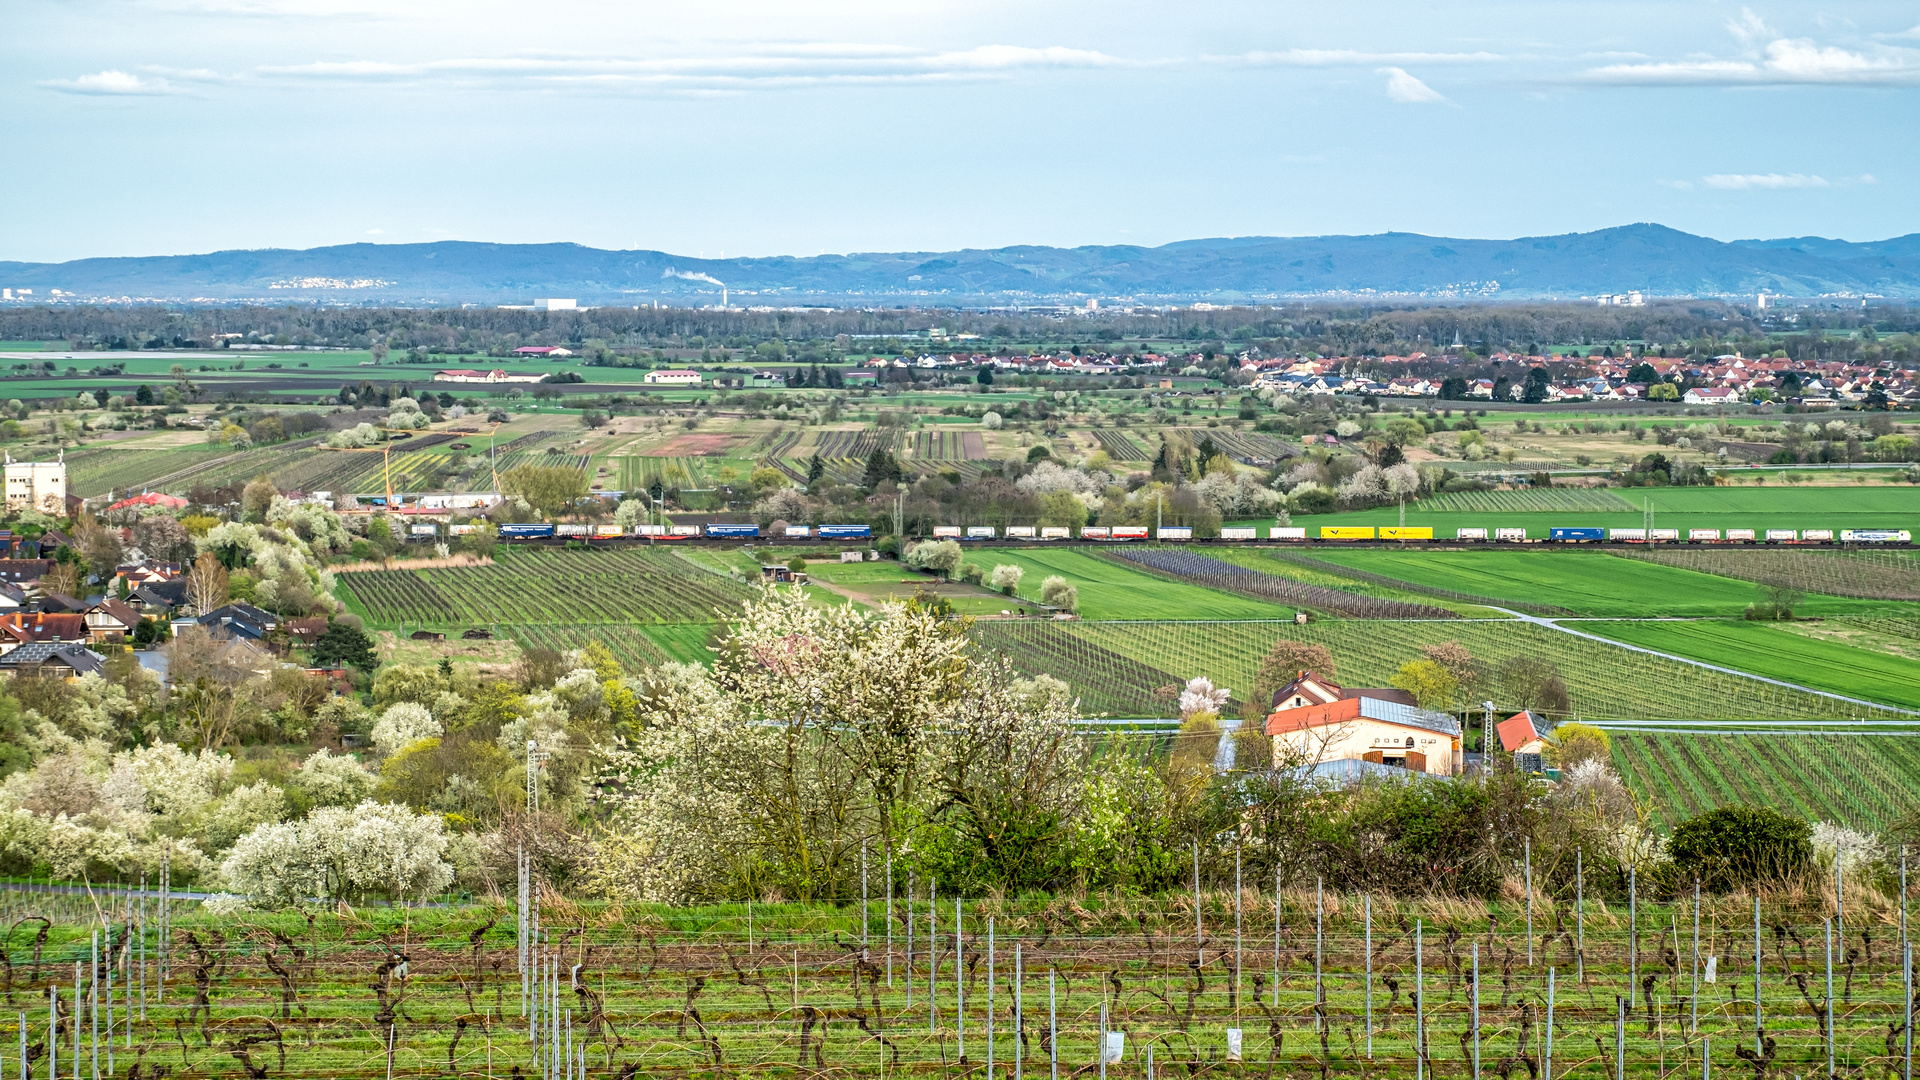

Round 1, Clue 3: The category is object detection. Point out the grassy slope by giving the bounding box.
[972,547,1298,620]
[1576,618,1920,710]
[1302,549,1902,617]
[1291,481,1920,535]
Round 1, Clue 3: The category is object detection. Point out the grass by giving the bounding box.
[1574,618,1920,710]
[963,547,1300,620]
[1298,480,1920,535]
[1299,549,1907,618]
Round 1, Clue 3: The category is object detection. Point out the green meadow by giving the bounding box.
[1577,617,1920,710]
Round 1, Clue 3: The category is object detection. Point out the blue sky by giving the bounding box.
[6,0,1920,262]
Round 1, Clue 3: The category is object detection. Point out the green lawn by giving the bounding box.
[1301,548,1907,618]
[964,547,1298,620]
[1576,618,1920,710]
[1293,481,1920,536]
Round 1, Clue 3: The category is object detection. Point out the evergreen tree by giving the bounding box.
[806,454,825,487]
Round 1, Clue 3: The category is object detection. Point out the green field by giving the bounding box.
[1299,480,1920,535]
[960,547,1298,620]
[1576,618,1920,710]
[1300,548,1904,617]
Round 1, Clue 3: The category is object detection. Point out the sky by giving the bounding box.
[6,0,1920,263]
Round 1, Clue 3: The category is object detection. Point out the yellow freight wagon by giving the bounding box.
[1318,526,1376,540]
[1378,527,1434,541]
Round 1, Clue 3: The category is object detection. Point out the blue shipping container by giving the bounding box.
[1549,527,1605,541]
[705,524,761,538]
[816,524,873,539]
[498,524,557,539]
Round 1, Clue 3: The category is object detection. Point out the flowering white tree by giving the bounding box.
[221,800,454,905]
[289,750,376,808]
[989,564,1025,595]
[370,703,441,754]
[591,585,1083,903]
[1178,676,1231,721]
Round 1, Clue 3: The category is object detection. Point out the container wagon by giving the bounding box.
[1549,527,1605,542]
[1319,527,1376,540]
[1378,527,1434,541]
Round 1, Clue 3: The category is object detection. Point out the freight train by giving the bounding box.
[464,522,1912,545]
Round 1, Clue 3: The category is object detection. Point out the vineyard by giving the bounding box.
[1414,488,1640,514]
[1170,428,1299,464]
[811,429,900,460]
[502,623,722,669]
[337,548,754,628]
[1616,547,1920,601]
[1109,549,1458,620]
[0,886,1911,1080]
[968,620,1910,723]
[1091,429,1149,460]
[909,430,987,461]
[1261,551,1576,617]
[972,622,1190,717]
[1611,731,1920,831]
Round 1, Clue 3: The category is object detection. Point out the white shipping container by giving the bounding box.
[965,526,996,538]
[1726,529,1756,541]
[1155,526,1194,540]
[1004,526,1037,538]
[670,525,702,536]
[1610,529,1646,541]
[932,525,963,538]
[1650,529,1679,541]
[556,524,591,536]
[1495,528,1528,542]
[1219,527,1257,540]
[1039,526,1071,539]
[1080,526,1112,538]
[1688,529,1721,541]
[1765,529,1797,541]
[1455,527,1488,540]
[409,525,438,536]
[448,524,476,536]
[784,526,811,537]
[1803,529,1834,541]
[1269,527,1307,540]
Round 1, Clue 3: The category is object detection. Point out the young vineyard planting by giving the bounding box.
[1415,488,1640,514]
[338,549,754,628]
[972,621,1194,717]
[1615,547,1920,601]
[4,887,1911,1080]
[1110,549,1457,620]
[1610,731,1920,831]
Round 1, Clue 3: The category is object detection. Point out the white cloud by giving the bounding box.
[39,70,179,96]
[1584,36,1919,85]
[252,43,1131,91]
[1380,67,1446,103]
[1727,8,1774,47]
[1240,49,1501,66]
[1701,173,1829,189]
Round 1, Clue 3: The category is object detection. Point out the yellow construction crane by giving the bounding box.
[321,429,406,507]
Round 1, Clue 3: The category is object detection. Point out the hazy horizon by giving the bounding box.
[5,1,1920,263]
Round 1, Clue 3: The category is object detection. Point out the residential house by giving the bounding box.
[1496,710,1554,774]
[83,598,144,643]
[1268,671,1416,711]
[0,561,52,584]
[1683,387,1739,406]
[432,369,545,385]
[0,612,90,649]
[1266,674,1460,776]
[130,578,191,616]
[286,617,328,646]
[0,583,24,612]
[171,601,278,641]
[0,642,107,679]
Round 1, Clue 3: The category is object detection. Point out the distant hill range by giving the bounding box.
[6,223,1920,305]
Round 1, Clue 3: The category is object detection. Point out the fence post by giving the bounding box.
[1691,877,1700,1034]
[1525,838,1534,966]
[1415,920,1424,1080]
[1049,968,1057,1080]
[1576,848,1584,982]
[1752,895,1762,1053]
[1471,942,1480,1080]
[1545,968,1555,1080]
[1364,894,1373,1058]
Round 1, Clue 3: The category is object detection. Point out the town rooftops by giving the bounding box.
[106,492,190,512]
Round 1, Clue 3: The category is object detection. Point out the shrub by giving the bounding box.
[1039,574,1077,612]
[989,563,1025,595]
[1670,804,1812,890]
[958,562,985,585]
